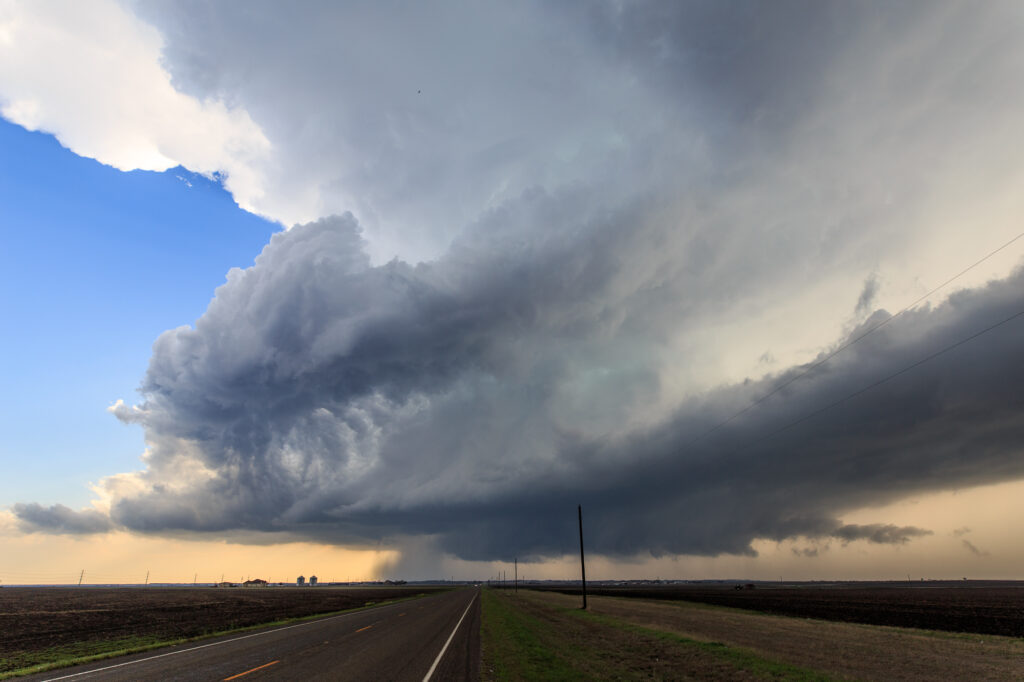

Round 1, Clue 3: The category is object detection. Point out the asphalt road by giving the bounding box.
[26,588,480,682]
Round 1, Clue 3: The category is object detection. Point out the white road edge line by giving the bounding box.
[40,599,410,681]
[422,591,477,682]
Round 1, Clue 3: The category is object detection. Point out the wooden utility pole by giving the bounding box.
[578,504,587,610]
[144,570,149,586]
[514,558,518,593]
[78,569,84,586]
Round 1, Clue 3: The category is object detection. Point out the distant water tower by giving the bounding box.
[310,575,318,586]
[297,575,305,586]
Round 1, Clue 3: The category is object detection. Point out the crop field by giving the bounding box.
[0,585,443,676]
[536,581,1024,637]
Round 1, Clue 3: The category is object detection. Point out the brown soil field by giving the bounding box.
[0,585,443,674]
[526,590,1024,681]
[538,582,1024,637]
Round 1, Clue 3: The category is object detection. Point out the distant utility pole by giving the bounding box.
[578,504,587,610]
[145,570,149,586]
[193,573,197,586]
[78,569,84,586]
[514,558,518,593]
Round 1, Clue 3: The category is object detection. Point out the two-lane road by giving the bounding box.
[26,588,480,682]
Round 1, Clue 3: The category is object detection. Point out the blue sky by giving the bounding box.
[0,119,277,508]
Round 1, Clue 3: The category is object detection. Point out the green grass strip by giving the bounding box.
[481,589,590,681]
[0,592,435,680]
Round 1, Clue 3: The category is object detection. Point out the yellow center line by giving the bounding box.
[399,612,406,617]
[355,625,373,633]
[223,659,280,681]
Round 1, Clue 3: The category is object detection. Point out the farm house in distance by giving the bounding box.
[243,578,267,587]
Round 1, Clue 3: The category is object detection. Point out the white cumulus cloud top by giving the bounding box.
[0,0,270,214]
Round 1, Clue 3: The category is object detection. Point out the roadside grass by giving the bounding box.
[481,589,830,681]
[0,635,178,681]
[480,589,590,681]
[0,593,433,680]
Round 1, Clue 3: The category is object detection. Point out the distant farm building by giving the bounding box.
[297,575,305,586]
[243,578,268,587]
[309,575,318,586]
[215,581,234,588]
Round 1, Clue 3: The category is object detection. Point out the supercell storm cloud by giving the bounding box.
[18,212,1024,560]
[8,0,1024,563]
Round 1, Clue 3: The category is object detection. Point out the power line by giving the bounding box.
[692,229,1024,445]
[753,306,1024,444]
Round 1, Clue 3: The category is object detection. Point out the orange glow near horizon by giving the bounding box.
[4,478,1024,585]
[0,524,400,585]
